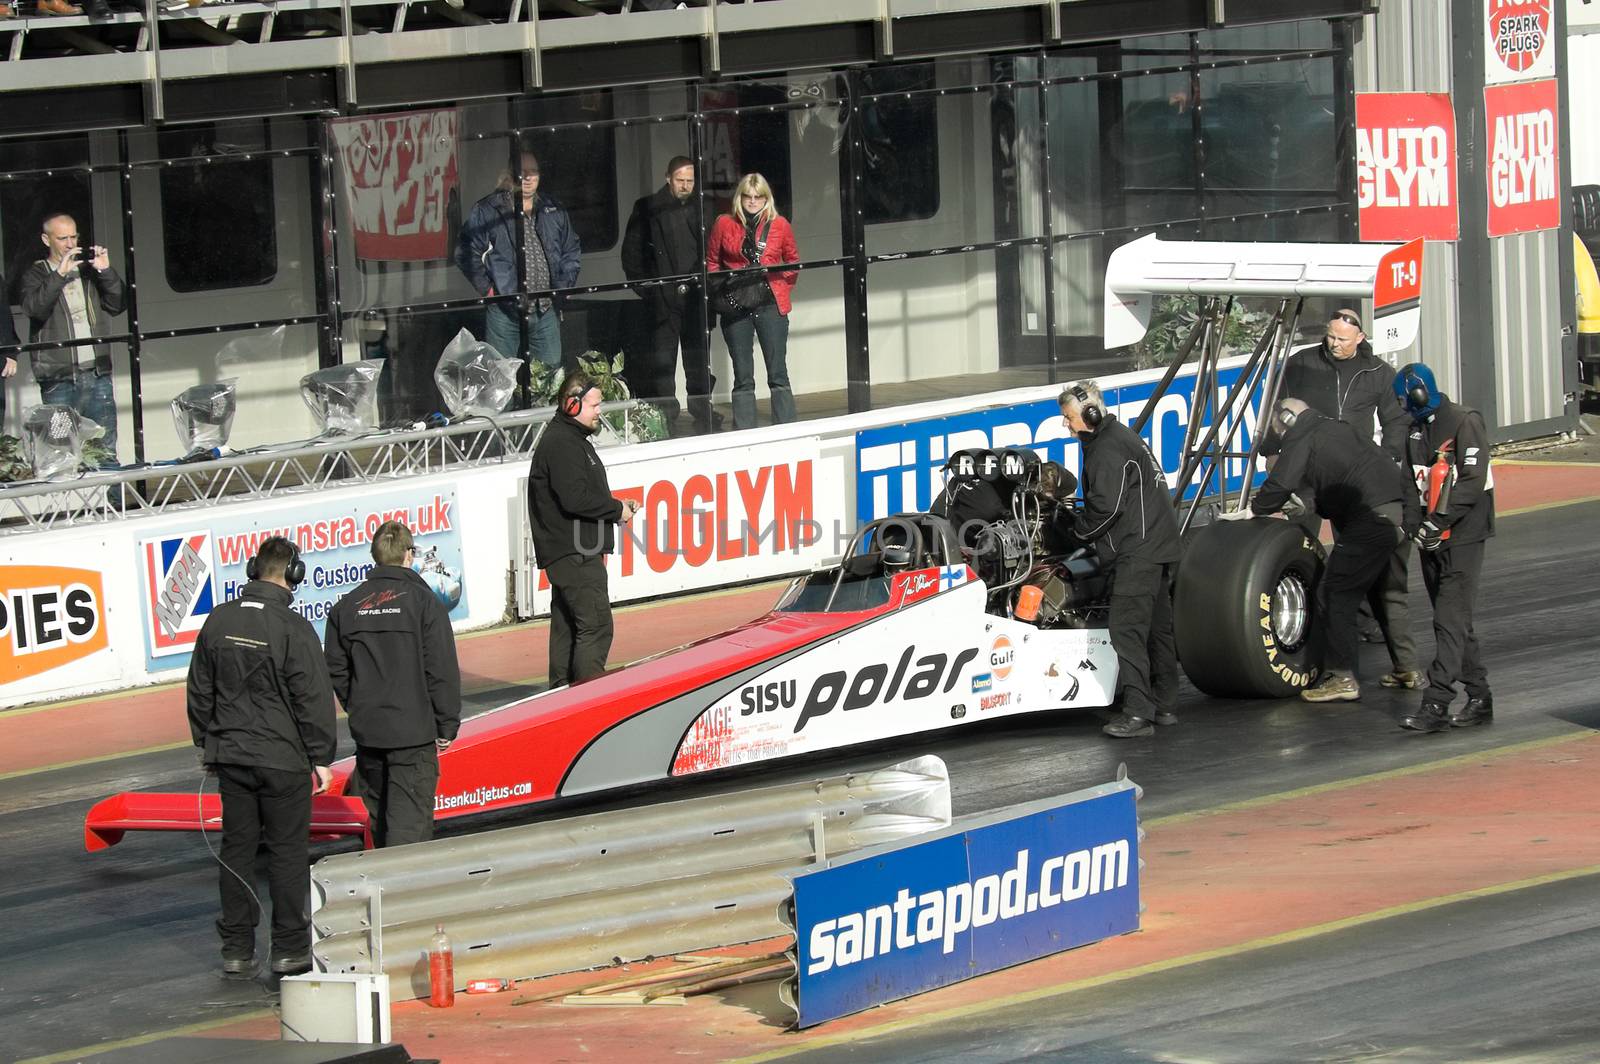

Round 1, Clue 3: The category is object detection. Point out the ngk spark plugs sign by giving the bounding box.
[788,781,1140,1028]
[0,565,110,685]
[1484,80,1560,237]
[1355,93,1458,243]
[329,109,460,261]
[1486,0,1555,84]
[531,439,846,611]
[138,485,469,671]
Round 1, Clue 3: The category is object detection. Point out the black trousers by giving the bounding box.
[215,762,313,960]
[1319,516,1403,678]
[639,292,712,424]
[1420,539,1490,703]
[547,552,614,687]
[1108,558,1177,720]
[353,743,439,848]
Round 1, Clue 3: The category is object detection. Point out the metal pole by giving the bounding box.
[116,133,145,467]
[839,71,871,413]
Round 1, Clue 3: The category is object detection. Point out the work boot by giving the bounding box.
[270,952,313,976]
[1102,713,1154,738]
[1400,700,1450,733]
[1301,674,1360,703]
[1450,694,1494,728]
[1152,710,1179,726]
[37,0,84,14]
[1379,669,1425,690]
[220,956,257,981]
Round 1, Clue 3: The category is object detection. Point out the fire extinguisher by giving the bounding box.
[1425,439,1457,542]
[429,924,455,1008]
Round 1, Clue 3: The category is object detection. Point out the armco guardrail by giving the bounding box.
[779,772,1143,1028]
[311,756,950,1000]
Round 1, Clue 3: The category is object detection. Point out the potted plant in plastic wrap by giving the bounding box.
[527,351,669,444]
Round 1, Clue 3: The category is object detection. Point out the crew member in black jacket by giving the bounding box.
[1060,381,1181,738]
[186,536,335,980]
[1279,309,1420,689]
[325,520,461,848]
[621,156,714,433]
[1222,399,1420,704]
[528,371,640,685]
[1393,363,1495,733]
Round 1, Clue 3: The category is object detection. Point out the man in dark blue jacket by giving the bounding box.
[456,148,581,387]
[187,537,335,980]
[1393,363,1495,733]
[325,520,461,847]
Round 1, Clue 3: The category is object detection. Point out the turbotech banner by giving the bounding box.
[788,781,1140,1028]
[137,484,469,672]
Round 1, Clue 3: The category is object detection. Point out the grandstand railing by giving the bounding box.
[0,398,641,534]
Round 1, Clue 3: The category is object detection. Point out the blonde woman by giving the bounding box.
[706,173,798,429]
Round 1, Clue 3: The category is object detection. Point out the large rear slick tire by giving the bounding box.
[1174,518,1323,698]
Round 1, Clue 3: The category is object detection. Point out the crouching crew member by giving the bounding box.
[1059,381,1181,738]
[187,537,335,980]
[326,520,462,848]
[1221,398,1419,703]
[528,370,640,686]
[1393,363,1495,732]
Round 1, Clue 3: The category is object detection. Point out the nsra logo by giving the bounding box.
[990,635,1014,680]
[142,531,219,658]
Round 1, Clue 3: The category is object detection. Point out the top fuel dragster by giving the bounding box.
[85,235,1422,851]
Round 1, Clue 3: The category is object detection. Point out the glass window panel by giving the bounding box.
[1195,55,1339,212]
[1,135,98,307]
[137,324,321,460]
[132,153,315,333]
[1198,21,1333,58]
[858,66,940,226]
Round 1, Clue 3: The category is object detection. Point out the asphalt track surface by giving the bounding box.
[4,496,1598,1063]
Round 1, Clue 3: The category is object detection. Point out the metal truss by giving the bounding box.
[0,401,640,536]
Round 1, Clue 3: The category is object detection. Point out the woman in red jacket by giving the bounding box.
[707,173,798,430]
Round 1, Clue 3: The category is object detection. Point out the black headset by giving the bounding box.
[246,537,306,588]
[1405,375,1431,411]
[1274,402,1299,432]
[1069,384,1104,429]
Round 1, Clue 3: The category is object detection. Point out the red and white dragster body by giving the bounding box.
[85,549,1117,851]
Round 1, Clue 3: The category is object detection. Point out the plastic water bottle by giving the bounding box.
[428,924,454,1008]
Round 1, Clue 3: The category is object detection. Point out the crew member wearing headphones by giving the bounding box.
[186,536,335,980]
[1059,381,1181,738]
[1222,398,1420,704]
[325,520,462,848]
[527,371,640,685]
[1393,363,1495,732]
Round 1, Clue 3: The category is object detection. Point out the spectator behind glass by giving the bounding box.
[621,155,715,435]
[455,147,581,400]
[19,213,126,465]
[706,172,798,431]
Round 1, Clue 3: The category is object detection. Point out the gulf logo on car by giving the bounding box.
[141,531,219,658]
[990,635,1014,680]
[0,565,109,683]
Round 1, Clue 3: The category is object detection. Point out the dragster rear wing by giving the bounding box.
[1104,234,1423,355]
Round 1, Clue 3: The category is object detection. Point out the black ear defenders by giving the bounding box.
[1070,385,1104,429]
[1406,375,1431,411]
[1275,403,1298,431]
[246,538,306,588]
